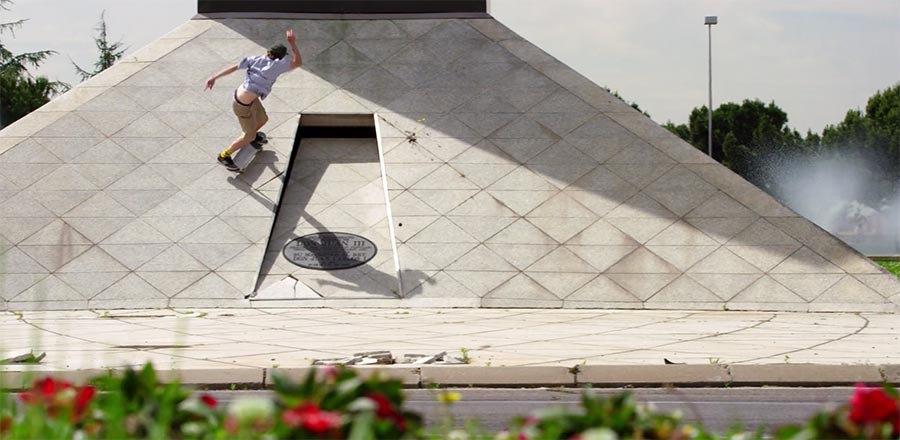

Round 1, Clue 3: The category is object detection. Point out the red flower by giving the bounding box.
[282,403,341,434]
[849,384,900,425]
[367,393,407,431]
[73,386,96,418]
[200,394,218,408]
[18,391,38,405]
[367,392,396,419]
[19,377,73,406]
[39,377,71,397]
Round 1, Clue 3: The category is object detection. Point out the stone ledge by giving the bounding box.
[3,364,898,389]
[420,366,574,387]
[156,368,264,386]
[880,365,900,383]
[729,364,883,385]
[577,365,730,386]
[0,368,111,389]
[270,366,421,386]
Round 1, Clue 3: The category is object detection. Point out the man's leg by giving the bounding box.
[252,104,269,145]
[219,99,259,169]
[224,131,254,156]
[231,100,268,152]
[225,99,266,153]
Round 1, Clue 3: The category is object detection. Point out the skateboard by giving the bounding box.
[231,132,268,172]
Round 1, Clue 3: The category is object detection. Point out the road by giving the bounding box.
[208,387,854,435]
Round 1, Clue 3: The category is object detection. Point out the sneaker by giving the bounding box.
[251,132,267,150]
[217,154,239,171]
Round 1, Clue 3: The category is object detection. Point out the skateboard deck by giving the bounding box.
[231,132,267,172]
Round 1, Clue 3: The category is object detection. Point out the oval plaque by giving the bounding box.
[282,232,377,270]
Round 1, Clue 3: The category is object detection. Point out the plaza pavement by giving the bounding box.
[2,308,899,388]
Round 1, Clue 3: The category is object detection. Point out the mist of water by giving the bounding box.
[766,150,900,256]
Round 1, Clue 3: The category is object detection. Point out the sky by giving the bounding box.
[3,0,898,134]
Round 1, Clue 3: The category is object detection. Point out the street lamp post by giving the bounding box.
[705,15,717,159]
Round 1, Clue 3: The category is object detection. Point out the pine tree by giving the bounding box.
[73,11,126,81]
[0,0,68,127]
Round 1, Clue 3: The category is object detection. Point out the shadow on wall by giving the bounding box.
[253,135,435,299]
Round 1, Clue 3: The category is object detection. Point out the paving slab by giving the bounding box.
[2,308,899,388]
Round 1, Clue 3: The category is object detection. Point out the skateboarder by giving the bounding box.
[205,29,302,171]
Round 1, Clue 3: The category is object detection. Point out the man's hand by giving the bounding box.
[205,77,216,90]
[286,29,302,69]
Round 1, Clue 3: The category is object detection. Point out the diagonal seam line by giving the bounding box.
[735,314,870,364]
[515,312,778,367]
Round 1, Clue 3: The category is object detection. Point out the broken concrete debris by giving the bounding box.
[312,350,465,366]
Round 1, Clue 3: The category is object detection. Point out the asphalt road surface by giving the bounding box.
[209,387,854,435]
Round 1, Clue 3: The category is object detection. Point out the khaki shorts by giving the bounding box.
[232,97,267,140]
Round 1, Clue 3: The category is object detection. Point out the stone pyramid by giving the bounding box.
[0,1,897,311]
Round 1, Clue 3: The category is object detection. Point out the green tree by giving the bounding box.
[604,86,650,117]
[821,83,900,203]
[73,11,126,81]
[662,120,689,141]
[664,99,805,189]
[0,0,67,127]
[865,83,900,154]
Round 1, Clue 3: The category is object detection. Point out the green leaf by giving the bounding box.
[121,368,140,401]
[271,370,302,398]
[139,363,158,390]
[347,410,376,440]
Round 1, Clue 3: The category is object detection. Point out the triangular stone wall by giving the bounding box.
[0,17,897,311]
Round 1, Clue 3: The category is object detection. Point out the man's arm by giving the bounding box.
[286,29,302,70]
[205,64,239,90]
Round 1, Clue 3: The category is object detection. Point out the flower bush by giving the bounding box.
[774,383,899,440]
[1,364,898,440]
[1,364,421,439]
[499,391,715,440]
[2,364,221,439]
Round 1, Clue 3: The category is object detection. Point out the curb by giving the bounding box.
[3,364,898,390]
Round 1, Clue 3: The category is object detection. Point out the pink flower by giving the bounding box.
[320,365,339,382]
[224,416,239,434]
[849,384,899,426]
